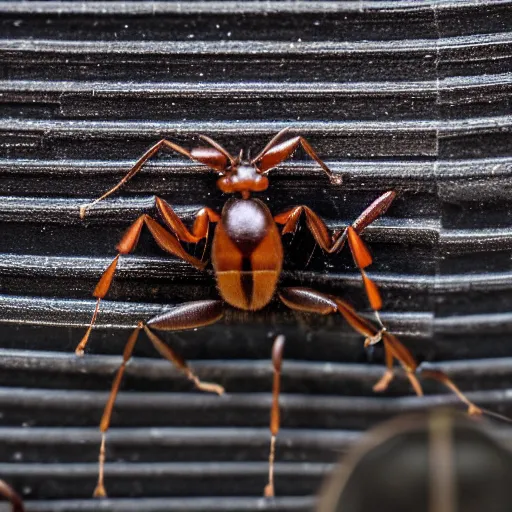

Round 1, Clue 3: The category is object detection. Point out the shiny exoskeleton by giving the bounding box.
[77,129,483,499]
[213,197,283,311]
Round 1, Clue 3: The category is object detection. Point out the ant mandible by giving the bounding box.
[77,128,482,498]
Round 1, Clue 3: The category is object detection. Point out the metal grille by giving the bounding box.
[0,1,511,510]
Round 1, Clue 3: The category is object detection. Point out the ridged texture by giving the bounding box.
[0,1,511,510]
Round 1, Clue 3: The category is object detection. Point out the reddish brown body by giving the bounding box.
[77,129,484,500]
[212,198,283,310]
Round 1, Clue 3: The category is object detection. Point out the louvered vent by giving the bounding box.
[0,1,511,511]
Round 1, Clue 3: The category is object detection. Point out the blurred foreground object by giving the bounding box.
[317,410,512,512]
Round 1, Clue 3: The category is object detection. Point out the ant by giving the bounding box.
[77,128,483,498]
[0,480,25,512]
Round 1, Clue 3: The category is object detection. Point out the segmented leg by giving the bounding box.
[275,191,395,255]
[0,480,24,512]
[420,369,482,416]
[156,197,220,244]
[79,134,239,218]
[79,139,196,218]
[251,129,341,184]
[278,287,481,414]
[264,335,285,498]
[94,300,225,498]
[76,200,219,355]
[372,338,395,393]
[345,226,385,330]
[276,192,396,339]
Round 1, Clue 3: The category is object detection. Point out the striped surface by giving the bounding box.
[0,1,511,510]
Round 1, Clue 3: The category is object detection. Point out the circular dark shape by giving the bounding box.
[318,411,512,512]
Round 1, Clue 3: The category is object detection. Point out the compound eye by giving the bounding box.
[191,147,229,172]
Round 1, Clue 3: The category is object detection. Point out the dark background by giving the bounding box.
[0,1,511,510]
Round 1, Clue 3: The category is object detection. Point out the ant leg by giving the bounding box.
[279,287,422,394]
[372,340,395,393]
[254,135,340,184]
[197,135,236,166]
[341,192,397,333]
[155,198,220,263]
[76,212,208,355]
[251,127,291,163]
[276,202,394,342]
[420,369,482,416]
[277,193,396,336]
[370,332,423,397]
[345,226,385,329]
[0,480,24,512]
[76,255,120,356]
[94,300,225,498]
[264,335,285,498]
[379,331,423,397]
[94,325,142,498]
[279,287,483,413]
[80,139,195,218]
[145,300,225,394]
[275,191,396,254]
[373,346,484,416]
[143,327,224,395]
[275,205,333,253]
[156,197,220,244]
